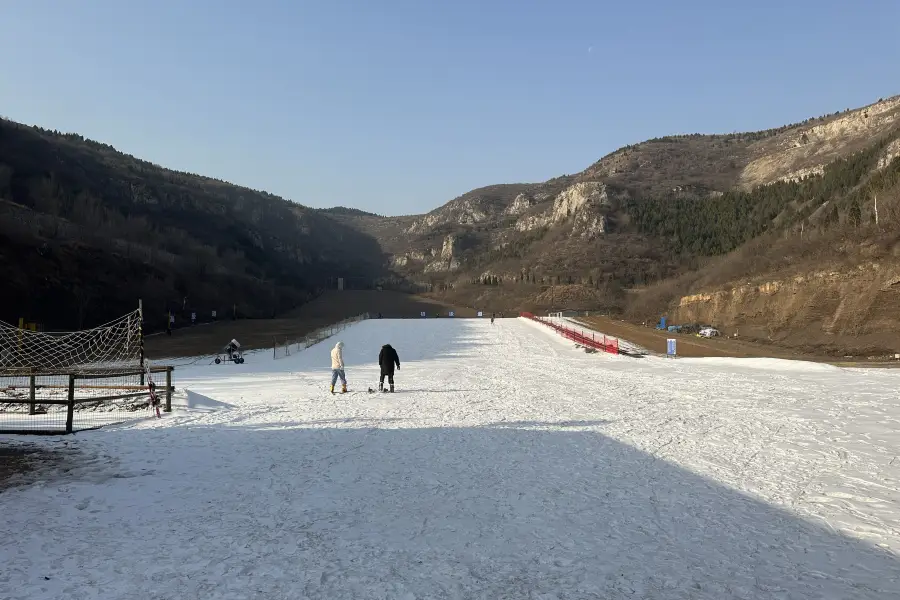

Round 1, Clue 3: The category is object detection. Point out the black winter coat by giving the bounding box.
[378,344,400,373]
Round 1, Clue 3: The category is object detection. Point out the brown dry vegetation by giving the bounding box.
[6,94,900,363]
[578,316,817,359]
[340,97,900,325]
[625,180,900,357]
[576,316,900,365]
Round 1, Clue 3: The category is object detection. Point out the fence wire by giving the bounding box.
[0,368,172,434]
[273,313,369,360]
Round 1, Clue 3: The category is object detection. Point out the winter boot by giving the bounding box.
[330,385,335,394]
[378,381,383,392]
[389,383,394,393]
[341,384,348,394]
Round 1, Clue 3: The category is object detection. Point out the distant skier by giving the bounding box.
[378,343,400,392]
[491,313,495,325]
[330,341,347,394]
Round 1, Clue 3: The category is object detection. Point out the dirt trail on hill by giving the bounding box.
[145,291,475,360]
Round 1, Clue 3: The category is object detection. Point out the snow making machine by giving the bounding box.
[215,338,245,364]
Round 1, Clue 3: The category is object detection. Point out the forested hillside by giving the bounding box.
[5,91,899,355]
[0,119,388,331]
[622,133,900,258]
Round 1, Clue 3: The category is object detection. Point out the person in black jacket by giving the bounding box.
[378,344,400,392]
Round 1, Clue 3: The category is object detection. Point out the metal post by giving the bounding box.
[29,373,36,415]
[66,374,76,434]
[138,299,145,386]
[165,367,173,413]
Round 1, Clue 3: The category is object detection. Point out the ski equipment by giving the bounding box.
[145,364,162,418]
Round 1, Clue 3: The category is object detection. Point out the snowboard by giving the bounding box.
[328,388,397,396]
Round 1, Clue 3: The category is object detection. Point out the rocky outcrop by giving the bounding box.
[421,235,461,272]
[551,182,610,221]
[424,257,460,272]
[514,212,552,232]
[878,138,900,170]
[514,182,614,237]
[672,263,900,353]
[440,234,456,259]
[406,198,490,234]
[503,193,533,215]
[777,165,825,184]
[741,97,900,188]
[391,250,429,267]
[574,213,606,240]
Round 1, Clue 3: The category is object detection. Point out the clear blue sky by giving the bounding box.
[2,1,898,216]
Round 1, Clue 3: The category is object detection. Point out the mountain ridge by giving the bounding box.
[4,91,900,356]
[0,119,391,330]
[323,93,900,354]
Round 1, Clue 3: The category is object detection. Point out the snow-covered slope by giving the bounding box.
[2,318,899,599]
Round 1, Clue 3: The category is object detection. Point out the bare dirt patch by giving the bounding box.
[0,445,63,490]
[577,316,845,361]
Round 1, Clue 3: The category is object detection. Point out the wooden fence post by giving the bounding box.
[165,367,173,413]
[29,373,36,415]
[65,374,76,434]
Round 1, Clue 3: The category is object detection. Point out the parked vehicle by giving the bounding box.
[215,338,245,364]
[698,327,720,338]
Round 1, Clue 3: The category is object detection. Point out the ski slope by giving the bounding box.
[2,317,899,599]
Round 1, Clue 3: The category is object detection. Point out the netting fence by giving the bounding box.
[273,313,369,359]
[0,307,174,434]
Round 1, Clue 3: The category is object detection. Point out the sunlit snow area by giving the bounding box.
[2,317,899,599]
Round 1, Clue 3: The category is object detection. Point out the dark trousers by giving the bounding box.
[379,370,394,386]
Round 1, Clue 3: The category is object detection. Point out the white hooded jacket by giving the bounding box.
[330,341,345,369]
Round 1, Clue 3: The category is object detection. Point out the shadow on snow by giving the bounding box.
[36,419,900,599]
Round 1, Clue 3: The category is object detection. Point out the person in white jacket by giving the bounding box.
[330,341,347,394]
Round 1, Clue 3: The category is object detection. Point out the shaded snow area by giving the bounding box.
[2,318,899,599]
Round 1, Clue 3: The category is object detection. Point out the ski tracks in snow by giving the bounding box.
[1,317,899,599]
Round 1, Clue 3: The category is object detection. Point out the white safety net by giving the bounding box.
[0,310,142,374]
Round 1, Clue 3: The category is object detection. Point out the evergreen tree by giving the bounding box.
[825,205,839,228]
[849,198,862,226]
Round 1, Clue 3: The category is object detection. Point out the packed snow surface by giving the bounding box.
[2,317,899,599]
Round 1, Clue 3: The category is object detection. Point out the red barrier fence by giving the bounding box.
[520,312,619,355]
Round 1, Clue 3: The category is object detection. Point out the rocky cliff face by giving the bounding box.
[384,97,897,281]
[503,193,534,216]
[326,94,900,328]
[509,182,618,240]
[672,263,900,355]
[407,199,489,234]
[740,97,900,188]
